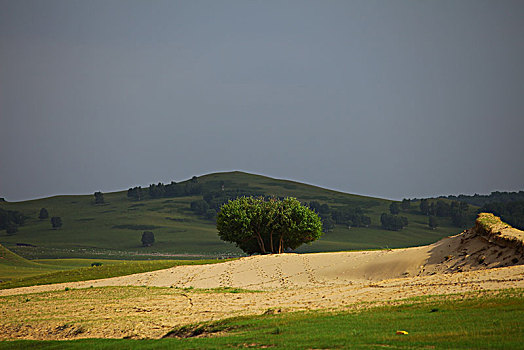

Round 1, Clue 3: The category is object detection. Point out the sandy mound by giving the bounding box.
[1,213,523,340]
[1,213,523,296]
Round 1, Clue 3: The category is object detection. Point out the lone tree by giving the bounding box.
[216,197,323,254]
[51,216,62,229]
[94,191,105,204]
[39,208,49,220]
[141,231,155,247]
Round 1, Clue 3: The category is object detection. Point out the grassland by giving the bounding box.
[1,289,521,349]
[0,171,478,261]
[0,258,231,289]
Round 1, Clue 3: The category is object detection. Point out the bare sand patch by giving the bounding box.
[1,213,523,340]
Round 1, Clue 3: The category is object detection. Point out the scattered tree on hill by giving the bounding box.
[389,202,400,215]
[39,208,49,220]
[308,201,321,214]
[420,199,429,215]
[141,231,155,247]
[216,197,323,254]
[319,214,335,232]
[190,200,209,215]
[380,213,408,231]
[51,216,62,229]
[331,206,371,228]
[0,208,25,233]
[435,200,451,217]
[428,202,436,216]
[428,216,438,230]
[401,199,411,210]
[94,191,105,204]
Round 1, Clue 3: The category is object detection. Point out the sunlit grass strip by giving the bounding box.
[0,259,233,290]
[1,288,522,349]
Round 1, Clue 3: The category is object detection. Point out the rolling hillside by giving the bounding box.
[0,171,477,259]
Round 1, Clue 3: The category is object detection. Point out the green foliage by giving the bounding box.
[190,200,209,215]
[331,206,371,227]
[127,186,143,200]
[141,231,155,247]
[389,202,400,215]
[417,199,473,229]
[149,180,202,199]
[94,191,105,205]
[401,198,411,210]
[420,199,429,215]
[0,208,25,233]
[38,207,49,220]
[444,190,524,206]
[51,216,62,229]
[480,201,524,230]
[217,197,323,254]
[380,213,408,231]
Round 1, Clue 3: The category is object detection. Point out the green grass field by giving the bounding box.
[0,171,478,261]
[1,289,521,349]
[0,258,231,289]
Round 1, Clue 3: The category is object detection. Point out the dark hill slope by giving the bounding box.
[0,171,476,259]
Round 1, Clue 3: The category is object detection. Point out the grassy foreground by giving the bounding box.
[1,289,522,349]
[0,259,230,290]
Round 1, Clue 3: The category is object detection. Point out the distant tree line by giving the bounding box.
[127,186,143,200]
[479,201,524,230]
[418,199,471,228]
[380,213,408,231]
[437,191,524,207]
[306,201,371,232]
[128,176,203,201]
[190,188,267,222]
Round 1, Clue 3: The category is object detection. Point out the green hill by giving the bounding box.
[0,243,68,281]
[0,171,477,260]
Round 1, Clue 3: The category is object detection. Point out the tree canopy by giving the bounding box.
[38,208,49,220]
[141,231,155,247]
[51,216,62,229]
[216,197,323,254]
[94,191,105,204]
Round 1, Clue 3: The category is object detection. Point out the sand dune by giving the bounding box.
[2,214,522,296]
[1,214,523,339]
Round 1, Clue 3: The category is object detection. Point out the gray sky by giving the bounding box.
[1,0,523,202]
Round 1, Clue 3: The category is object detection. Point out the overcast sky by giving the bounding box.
[1,0,523,202]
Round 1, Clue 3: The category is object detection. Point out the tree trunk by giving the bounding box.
[255,231,266,254]
[269,232,274,253]
[279,235,284,254]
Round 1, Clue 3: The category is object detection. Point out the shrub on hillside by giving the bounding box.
[141,231,155,247]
